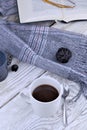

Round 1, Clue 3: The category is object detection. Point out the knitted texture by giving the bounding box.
[0,20,87,97]
[0,0,18,16]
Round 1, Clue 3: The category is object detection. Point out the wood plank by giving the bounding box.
[53,21,87,34]
[0,58,45,108]
[0,72,86,130]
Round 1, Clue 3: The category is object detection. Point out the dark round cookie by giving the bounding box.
[56,47,72,63]
[11,64,19,72]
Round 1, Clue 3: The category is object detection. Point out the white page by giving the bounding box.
[62,0,87,22]
[17,0,63,23]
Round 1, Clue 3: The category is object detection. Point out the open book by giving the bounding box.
[17,0,87,23]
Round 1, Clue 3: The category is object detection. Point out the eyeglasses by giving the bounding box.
[42,0,76,8]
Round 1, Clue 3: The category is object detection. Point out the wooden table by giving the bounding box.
[0,20,87,130]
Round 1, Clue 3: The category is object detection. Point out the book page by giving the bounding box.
[61,0,87,22]
[17,0,63,23]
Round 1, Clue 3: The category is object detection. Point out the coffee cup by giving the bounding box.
[21,76,63,117]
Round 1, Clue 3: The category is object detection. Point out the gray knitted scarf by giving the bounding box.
[0,0,87,98]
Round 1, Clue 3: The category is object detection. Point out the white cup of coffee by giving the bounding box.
[21,76,63,117]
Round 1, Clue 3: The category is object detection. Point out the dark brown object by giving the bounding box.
[56,47,72,63]
[11,64,18,72]
[32,84,59,102]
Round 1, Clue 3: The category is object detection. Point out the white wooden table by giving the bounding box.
[0,20,87,130]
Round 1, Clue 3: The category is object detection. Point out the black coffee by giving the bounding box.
[32,85,59,102]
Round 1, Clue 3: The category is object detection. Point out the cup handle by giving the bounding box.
[20,89,31,104]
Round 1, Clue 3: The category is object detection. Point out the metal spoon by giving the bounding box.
[62,87,69,126]
[69,89,82,103]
